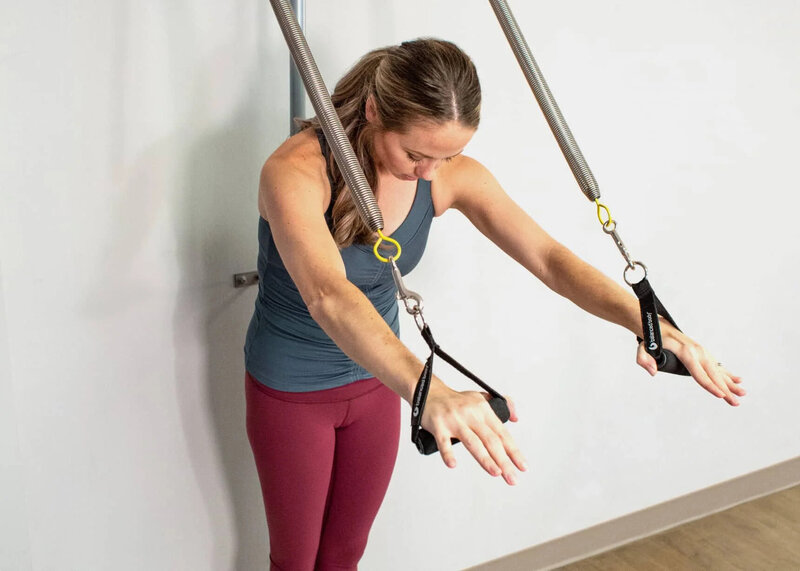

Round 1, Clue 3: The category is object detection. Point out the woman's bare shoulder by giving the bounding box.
[431,154,494,216]
[259,128,330,220]
[263,128,326,178]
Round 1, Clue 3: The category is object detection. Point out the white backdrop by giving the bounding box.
[1,1,798,569]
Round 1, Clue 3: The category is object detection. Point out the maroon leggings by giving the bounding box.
[245,372,401,571]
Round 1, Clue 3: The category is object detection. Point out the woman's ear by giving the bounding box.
[365,95,377,123]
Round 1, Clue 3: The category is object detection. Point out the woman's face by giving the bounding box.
[372,120,476,182]
[367,101,476,182]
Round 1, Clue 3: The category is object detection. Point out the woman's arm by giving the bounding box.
[441,156,744,405]
[260,151,527,482]
[444,157,641,335]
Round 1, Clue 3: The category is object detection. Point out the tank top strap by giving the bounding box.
[314,128,338,228]
[406,178,432,230]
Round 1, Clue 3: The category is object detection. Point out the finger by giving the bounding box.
[713,364,743,405]
[720,366,746,390]
[434,427,457,469]
[703,358,735,397]
[494,421,528,473]
[636,343,658,376]
[504,395,519,422]
[716,365,746,396]
[705,359,739,406]
[474,400,528,475]
[728,377,746,395]
[680,348,727,399]
[458,428,502,478]
[478,396,526,472]
[473,424,519,485]
[481,392,518,422]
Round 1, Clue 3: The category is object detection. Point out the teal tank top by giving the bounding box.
[244,136,435,392]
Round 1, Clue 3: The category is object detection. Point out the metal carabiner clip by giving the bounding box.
[389,258,427,330]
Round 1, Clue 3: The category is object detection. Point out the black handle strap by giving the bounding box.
[411,324,510,455]
[630,278,690,376]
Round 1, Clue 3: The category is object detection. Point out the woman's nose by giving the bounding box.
[414,160,439,180]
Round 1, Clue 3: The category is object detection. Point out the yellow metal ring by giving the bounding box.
[595,199,613,227]
[373,230,402,263]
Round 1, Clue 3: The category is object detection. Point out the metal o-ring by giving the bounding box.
[602,219,617,234]
[623,261,648,286]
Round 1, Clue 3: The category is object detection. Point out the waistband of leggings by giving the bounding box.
[245,371,386,404]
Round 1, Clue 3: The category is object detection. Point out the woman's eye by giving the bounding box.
[407,154,422,163]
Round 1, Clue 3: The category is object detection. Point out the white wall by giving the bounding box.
[1,1,798,569]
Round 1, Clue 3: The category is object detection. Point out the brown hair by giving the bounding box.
[298,38,481,248]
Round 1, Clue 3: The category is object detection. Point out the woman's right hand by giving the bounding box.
[421,379,528,485]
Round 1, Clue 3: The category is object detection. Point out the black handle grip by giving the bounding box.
[414,396,511,455]
[657,349,691,376]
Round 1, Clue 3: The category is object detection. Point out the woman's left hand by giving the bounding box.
[635,319,746,406]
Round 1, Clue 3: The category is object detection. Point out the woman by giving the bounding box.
[244,38,744,570]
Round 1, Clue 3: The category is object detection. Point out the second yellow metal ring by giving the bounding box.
[595,199,614,227]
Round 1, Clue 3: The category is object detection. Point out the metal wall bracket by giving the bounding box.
[233,271,259,288]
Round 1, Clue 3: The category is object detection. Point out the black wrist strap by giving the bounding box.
[410,324,509,455]
[631,278,690,376]
[410,351,434,446]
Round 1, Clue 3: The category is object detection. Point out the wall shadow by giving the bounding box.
[171,2,278,569]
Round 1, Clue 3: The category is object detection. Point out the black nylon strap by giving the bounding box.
[410,324,509,455]
[631,278,690,376]
[431,345,504,399]
[421,325,503,399]
[410,352,434,445]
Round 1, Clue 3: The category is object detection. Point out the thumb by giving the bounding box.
[637,342,658,376]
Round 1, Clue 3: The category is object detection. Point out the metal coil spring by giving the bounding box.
[270,0,384,232]
[489,0,600,202]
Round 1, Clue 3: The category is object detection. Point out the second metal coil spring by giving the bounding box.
[489,0,600,202]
